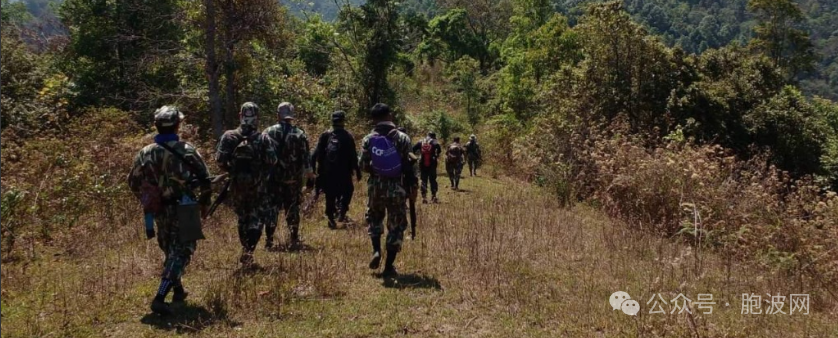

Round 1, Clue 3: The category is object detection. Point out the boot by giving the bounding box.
[150,298,172,315]
[327,218,337,229]
[432,196,439,203]
[368,236,382,269]
[172,285,188,303]
[240,251,254,266]
[382,248,398,278]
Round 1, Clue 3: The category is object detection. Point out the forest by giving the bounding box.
[1,0,837,336]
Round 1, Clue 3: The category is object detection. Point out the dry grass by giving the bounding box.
[2,168,837,337]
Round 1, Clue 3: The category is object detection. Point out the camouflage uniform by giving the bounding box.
[261,102,313,246]
[465,135,481,176]
[445,140,465,189]
[360,122,413,253]
[127,106,211,314]
[215,103,278,261]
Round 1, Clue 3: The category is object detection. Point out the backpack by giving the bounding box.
[369,130,402,178]
[325,132,341,164]
[279,125,306,174]
[446,144,464,164]
[229,132,260,200]
[421,140,434,167]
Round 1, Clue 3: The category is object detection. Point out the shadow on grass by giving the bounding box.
[140,303,240,334]
[380,273,442,290]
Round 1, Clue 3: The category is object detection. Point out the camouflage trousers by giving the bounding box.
[235,205,264,252]
[366,178,408,251]
[259,182,302,240]
[446,161,463,188]
[155,206,197,283]
[467,156,479,175]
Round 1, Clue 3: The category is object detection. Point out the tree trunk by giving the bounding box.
[224,40,237,126]
[204,0,223,137]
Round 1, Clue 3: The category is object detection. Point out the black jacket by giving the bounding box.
[311,127,360,181]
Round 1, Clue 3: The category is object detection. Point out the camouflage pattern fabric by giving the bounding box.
[262,122,312,238]
[360,122,413,251]
[127,139,211,283]
[215,127,278,252]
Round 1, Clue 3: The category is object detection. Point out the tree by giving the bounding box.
[60,0,184,112]
[447,56,482,128]
[358,0,400,112]
[748,0,818,81]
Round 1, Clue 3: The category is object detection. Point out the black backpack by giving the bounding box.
[325,132,341,164]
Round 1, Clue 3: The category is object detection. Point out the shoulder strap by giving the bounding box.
[157,142,209,182]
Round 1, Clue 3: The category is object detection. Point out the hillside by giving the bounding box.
[2,169,836,337]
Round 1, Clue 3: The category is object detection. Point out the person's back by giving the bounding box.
[445,137,466,190]
[465,134,481,176]
[360,103,413,278]
[127,105,211,315]
[312,111,361,227]
[413,132,442,203]
[215,102,277,265]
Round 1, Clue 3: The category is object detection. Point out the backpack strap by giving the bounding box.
[157,142,209,183]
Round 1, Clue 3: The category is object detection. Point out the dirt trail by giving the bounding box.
[1,173,836,337]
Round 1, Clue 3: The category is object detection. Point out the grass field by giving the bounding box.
[1,171,836,337]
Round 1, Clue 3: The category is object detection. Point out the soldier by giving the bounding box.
[360,103,413,277]
[215,102,278,266]
[465,134,481,176]
[262,102,316,249]
[311,111,362,228]
[445,136,466,190]
[128,106,212,315]
[413,132,442,203]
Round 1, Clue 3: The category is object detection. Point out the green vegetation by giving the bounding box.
[2,0,837,336]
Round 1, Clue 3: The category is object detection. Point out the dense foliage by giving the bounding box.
[2,0,837,291]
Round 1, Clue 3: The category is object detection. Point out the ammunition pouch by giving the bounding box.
[177,202,205,243]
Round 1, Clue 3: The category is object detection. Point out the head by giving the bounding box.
[470,134,476,141]
[427,132,436,139]
[154,105,184,134]
[370,103,392,122]
[239,102,259,130]
[331,110,346,128]
[397,127,407,134]
[277,102,295,122]
[453,136,461,143]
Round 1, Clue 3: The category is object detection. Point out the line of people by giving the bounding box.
[127,102,482,316]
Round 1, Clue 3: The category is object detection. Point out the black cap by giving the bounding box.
[370,103,391,119]
[332,110,346,122]
[428,131,436,139]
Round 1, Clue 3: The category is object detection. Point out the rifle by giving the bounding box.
[204,174,232,219]
[301,177,321,217]
[409,185,417,240]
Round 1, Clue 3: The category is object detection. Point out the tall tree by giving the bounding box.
[358,0,400,112]
[204,0,222,137]
[60,0,183,111]
[748,0,817,82]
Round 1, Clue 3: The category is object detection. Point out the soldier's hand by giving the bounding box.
[146,228,156,239]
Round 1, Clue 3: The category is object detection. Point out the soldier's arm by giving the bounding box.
[348,133,361,178]
[127,152,144,200]
[215,133,235,173]
[263,133,279,166]
[185,146,213,207]
[359,136,373,173]
[301,131,314,175]
[310,132,328,173]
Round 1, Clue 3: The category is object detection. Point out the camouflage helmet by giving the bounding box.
[470,134,476,141]
[277,102,295,120]
[154,105,184,128]
[240,102,259,127]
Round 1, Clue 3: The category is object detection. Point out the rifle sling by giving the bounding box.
[157,141,210,183]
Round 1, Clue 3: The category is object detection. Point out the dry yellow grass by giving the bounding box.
[1,170,837,337]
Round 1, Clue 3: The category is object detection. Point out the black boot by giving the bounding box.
[382,247,398,278]
[172,284,188,303]
[290,227,301,249]
[327,218,337,229]
[369,236,382,269]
